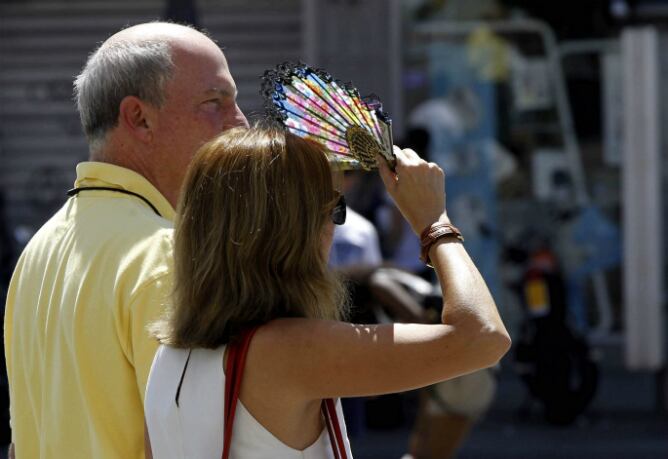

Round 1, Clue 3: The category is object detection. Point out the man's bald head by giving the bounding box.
[73,21,247,207]
[74,22,217,153]
[103,22,216,52]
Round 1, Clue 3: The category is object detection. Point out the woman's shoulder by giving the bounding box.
[255,318,334,343]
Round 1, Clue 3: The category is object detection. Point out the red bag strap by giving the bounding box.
[321,398,349,459]
[221,327,348,459]
[221,327,258,459]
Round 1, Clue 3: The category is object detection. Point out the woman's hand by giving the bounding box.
[377,147,449,235]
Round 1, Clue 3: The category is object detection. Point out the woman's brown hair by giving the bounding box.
[153,126,347,348]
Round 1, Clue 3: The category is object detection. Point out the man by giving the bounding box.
[4,22,248,458]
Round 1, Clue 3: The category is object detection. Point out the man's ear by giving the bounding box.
[118,96,156,144]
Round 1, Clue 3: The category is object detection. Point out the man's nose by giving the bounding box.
[232,104,249,129]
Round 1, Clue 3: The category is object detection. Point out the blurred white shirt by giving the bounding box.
[329,207,382,269]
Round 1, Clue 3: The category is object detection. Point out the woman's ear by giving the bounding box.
[118,96,156,144]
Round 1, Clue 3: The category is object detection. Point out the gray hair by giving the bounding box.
[74,39,175,152]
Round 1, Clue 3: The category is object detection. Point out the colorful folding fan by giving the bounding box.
[260,62,396,171]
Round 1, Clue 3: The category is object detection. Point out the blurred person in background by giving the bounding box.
[378,128,499,459]
[4,22,247,459]
[144,127,511,458]
[345,127,498,458]
[404,369,497,459]
[330,171,428,437]
[331,171,428,326]
[376,128,434,277]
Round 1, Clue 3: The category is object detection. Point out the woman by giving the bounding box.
[144,127,510,458]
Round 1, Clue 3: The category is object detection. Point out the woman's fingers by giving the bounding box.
[376,152,398,191]
[378,146,447,234]
[400,147,421,163]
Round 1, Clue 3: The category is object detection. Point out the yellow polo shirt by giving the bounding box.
[4,162,176,459]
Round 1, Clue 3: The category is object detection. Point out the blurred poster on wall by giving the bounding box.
[531,149,570,201]
[511,53,552,111]
[412,42,500,296]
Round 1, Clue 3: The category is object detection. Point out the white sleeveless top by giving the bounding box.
[145,345,354,459]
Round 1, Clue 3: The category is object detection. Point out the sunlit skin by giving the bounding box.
[228,149,510,450]
[12,22,252,459]
[94,23,249,208]
[87,23,249,459]
[141,147,510,457]
[118,30,508,454]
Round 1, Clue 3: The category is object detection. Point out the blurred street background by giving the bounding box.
[351,356,667,458]
[1,0,667,458]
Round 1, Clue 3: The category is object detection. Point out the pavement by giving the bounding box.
[349,356,668,459]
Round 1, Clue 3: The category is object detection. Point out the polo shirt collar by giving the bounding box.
[74,162,176,221]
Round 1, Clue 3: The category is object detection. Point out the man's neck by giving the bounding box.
[90,145,178,208]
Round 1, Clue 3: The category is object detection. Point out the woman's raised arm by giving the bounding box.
[245,148,510,400]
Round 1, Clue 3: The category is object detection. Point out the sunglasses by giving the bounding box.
[331,194,346,225]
